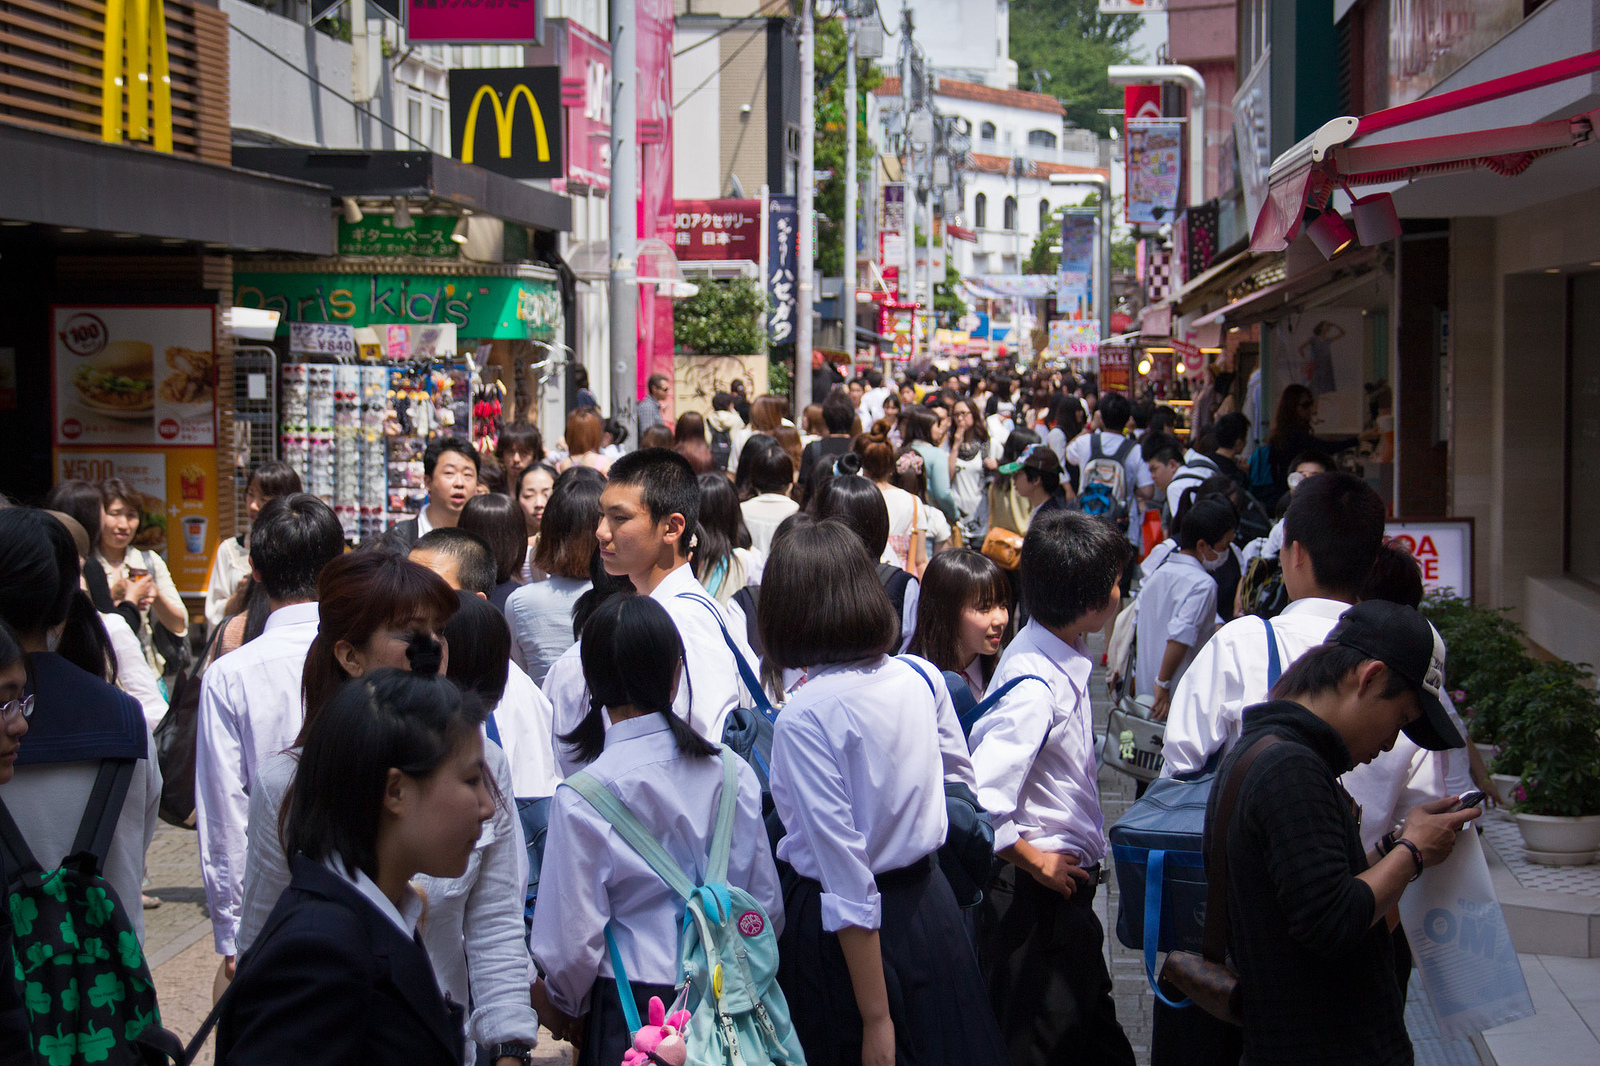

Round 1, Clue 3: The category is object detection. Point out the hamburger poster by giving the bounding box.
[53,305,216,447]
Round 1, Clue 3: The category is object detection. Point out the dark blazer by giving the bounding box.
[217,854,465,1066]
[382,518,422,554]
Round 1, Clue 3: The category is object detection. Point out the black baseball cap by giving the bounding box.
[1326,600,1464,751]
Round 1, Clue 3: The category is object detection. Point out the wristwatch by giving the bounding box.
[489,1043,534,1065]
[1153,677,1172,691]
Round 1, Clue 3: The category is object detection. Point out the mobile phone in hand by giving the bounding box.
[1451,790,1487,812]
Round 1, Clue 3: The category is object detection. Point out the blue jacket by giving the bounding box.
[218,854,465,1066]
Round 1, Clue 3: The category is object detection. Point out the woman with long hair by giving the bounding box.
[879,392,903,447]
[904,549,1011,698]
[515,461,560,582]
[673,410,714,473]
[1260,383,1364,507]
[948,396,990,541]
[504,468,604,684]
[692,471,759,605]
[219,658,505,1065]
[459,493,529,610]
[762,517,1004,1066]
[559,408,612,474]
[813,473,920,649]
[737,435,800,555]
[901,406,958,527]
[530,596,781,1066]
[854,420,924,575]
[729,394,792,475]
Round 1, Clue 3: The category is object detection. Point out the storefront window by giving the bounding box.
[1568,274,1600,586]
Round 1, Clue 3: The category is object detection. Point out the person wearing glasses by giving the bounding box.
[0,620,29,1062]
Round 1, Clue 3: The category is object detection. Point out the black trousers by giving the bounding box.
[1150,987,1243,1066]
[976,862,1136,1066]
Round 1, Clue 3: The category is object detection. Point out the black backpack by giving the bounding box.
[709,427,733,470]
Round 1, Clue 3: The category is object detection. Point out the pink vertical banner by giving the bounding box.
[636,0,674,400]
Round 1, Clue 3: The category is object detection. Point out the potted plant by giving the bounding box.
[1488,660,1600,863]
[1421,593,1532,745]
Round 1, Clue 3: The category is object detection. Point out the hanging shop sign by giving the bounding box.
[407,0,544,44]
[1051,320,1100,361]
[767,195,799,345]
[338,215,461,258]
[1126,122,1183,224]
[561,21,611,190]
[52,306,216,448]
[448,67,563,179]
[53,449,221,595]
[1057,213,1096,320]
[234,273,559,339]
[1385,520,1473,600]
[674,199,761,261]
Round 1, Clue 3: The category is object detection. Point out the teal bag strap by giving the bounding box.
[562,772,697,901]
[1262,617,1282,688]
[603,924,644,1038]
[1142,850,1193,1009]
[706,747,740,884]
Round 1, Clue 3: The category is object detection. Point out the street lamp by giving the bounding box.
[1107,65,1207,208]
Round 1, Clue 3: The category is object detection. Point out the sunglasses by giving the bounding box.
[1,694,34,723]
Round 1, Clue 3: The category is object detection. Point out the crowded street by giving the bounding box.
[4,2,1600,1066]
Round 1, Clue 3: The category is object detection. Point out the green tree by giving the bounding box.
[1009,0,1143,138]
[816,15,884,278]
[673,278,770,355]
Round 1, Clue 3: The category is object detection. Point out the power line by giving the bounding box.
[229,22,430,151]
[673,0,791,57]
[673,20,768,110]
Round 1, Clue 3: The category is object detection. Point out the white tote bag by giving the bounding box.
[1398,827,1535,1038]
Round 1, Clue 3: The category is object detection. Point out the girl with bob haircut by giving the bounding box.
[218,649,498,1065]
[905,549,1011,699]
[560,408,611,474]
[812,473,920,647]
[692,471,758,605]
[459,493,529,610]
[531,596,781,1066]
[205,461,303,629]
[506,468,605,684]
[759,517,1004,1066]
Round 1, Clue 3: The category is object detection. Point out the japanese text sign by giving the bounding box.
[767,195,798,345]
[673,199,761,261]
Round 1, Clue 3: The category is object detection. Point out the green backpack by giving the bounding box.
[564,748,805,1066]
[2,760,185,1065]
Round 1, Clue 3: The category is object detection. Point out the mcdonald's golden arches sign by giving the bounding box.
[448,67,563,179]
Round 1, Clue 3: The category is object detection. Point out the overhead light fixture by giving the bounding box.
[451,213,471,244]
[342,197,364,224]
[1306,210,1355,260]
[1174,362,1186,375]
[60,227,88,234]
[392,199,413,229]
[1350,192,1401,245]
[1137,358,1152,376]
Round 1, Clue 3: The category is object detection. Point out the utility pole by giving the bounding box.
[796,1,816,413]
[900,4,916,359]
[843,11,857,371]
[610,0,638,436]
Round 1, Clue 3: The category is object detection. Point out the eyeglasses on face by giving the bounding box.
[1,695,34,723]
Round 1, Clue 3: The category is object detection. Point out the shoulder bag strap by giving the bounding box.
[1090,433,1104,460]
[1201,734,1282,964]
[706,747,741,885]
[1261,617,1283,689]
[1114,436,1138,463]
[0,796,41,880]
[561,772,697,902]
[675,592,777,720]
[71,758,136,871]
[958,674,1048,736]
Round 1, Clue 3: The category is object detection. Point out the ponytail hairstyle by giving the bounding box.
[561,595,712,766]
[852,420,898,481]
[284,632,490,881]
[55,591,118,684]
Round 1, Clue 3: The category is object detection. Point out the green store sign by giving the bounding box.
[338,216,460,258]
[233,272,560,339]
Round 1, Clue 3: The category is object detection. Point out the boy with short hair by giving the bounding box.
[541,448,759,768]
[384,436,480,551]
[970,510,1137,1066]
[410,528,497,597]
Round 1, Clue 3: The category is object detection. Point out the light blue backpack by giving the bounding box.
[563,747,806,1066]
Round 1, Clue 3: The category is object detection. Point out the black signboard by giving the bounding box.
[447,67,563,180]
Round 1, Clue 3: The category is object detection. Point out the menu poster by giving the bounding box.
[53,306,217,447]
[55,449,222,595]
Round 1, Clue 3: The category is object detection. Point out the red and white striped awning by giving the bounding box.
[1251,49,1600,252]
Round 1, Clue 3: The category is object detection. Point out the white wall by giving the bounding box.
[225,0,373,148]
[673,24,723,199]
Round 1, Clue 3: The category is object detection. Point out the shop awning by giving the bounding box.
[0,123,333,254]
[234,148,573,234]
[1192,247,1380,328]
[1251,48,1600,252]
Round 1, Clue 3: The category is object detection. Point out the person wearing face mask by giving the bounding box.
[1134,498,1239,721]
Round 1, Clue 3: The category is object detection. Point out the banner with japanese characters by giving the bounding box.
[1126,122,1183,224]
[673,199,761,261]
[1056,214,1096,321]
[766,195,798,345]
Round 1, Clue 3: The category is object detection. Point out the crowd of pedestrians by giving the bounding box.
[0,362,1493,1066]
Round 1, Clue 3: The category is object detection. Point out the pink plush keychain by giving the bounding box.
[621,996,692,1066]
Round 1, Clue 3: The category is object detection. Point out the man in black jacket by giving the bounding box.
[1208,600,1477,1066]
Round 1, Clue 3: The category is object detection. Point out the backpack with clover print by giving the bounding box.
[1,760,185,1065]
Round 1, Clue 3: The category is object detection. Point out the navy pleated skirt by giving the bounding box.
[776,855,1012,1066]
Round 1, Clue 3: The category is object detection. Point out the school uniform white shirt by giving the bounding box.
[1064,430,1153,544]
[205,536,251,630]
[1133,552,1220,701]
[531,714,782,1016]
[491,662,561,798]
[1164,448,1213,520]
[1161,596,1353,777]
[740,493,800,556]
[322,853,424,938]
[968,620,1105,865]
[861,385,891,425]
[196,600,320,956]
[543,563,759,774]
[770,656,953,932]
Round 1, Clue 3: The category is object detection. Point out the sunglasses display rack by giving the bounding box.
[279,362,394,543]
[383,361,476,528]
